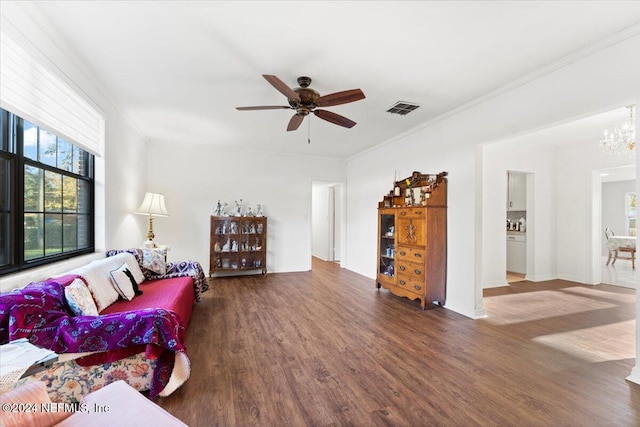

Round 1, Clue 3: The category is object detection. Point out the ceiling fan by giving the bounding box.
[236,75,365,131]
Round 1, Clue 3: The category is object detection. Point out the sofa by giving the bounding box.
[0,248,208,403]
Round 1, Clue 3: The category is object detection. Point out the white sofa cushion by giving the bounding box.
[61,253,146,312]
[69,259,120,312]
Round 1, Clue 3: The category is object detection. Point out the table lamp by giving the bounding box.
[135,192,170,248]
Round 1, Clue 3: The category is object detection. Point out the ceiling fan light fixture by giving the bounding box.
[236,75,365,132]
[387,101,420,116]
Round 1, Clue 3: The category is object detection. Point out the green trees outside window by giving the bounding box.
[0,108,94,274]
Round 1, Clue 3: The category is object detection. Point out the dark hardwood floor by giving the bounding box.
[155,258,639,426]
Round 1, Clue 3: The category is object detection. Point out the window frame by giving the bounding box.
[0,108,95,276]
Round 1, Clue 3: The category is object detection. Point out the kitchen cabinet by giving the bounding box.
[507,233,526,274]
[507,172,526,211]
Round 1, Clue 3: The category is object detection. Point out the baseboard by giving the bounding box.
[626,366,640,385]
[554,274,590,284]
[473,308,488,319]
[525,273,557,282]
[440,302,476,319]
[483,279,509,288]
[311,253,329,262]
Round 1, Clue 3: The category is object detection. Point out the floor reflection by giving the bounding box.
[601,256,635,288]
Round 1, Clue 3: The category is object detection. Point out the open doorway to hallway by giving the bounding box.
[311,180,345,267]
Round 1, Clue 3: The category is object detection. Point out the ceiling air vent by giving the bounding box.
[386,101,420,116]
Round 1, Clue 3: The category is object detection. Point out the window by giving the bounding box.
[626,192,636,236]
[0,108,94,275]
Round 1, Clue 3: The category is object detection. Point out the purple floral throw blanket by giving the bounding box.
[0,276,186,397]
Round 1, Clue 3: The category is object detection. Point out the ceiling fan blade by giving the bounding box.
[263,74,301,102]
[314,109,357,128]
[287,114,305,131]
[236,106,291,111]
[315,89,365,107]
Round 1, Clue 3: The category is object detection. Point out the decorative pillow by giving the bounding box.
[109,263,141,301]
[0,381,72,427]
[142,248,167,275]
[113,252,146,285]
[64,278,99,316]
[74,261,120,312]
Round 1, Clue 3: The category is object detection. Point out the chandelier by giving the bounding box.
[599,105,636,158]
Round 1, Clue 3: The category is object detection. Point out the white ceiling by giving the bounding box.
[29,1,640,159]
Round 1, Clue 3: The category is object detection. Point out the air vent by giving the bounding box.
[386,101,420,116]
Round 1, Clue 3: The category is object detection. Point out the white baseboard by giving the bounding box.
[525,273,557,282]
[555,274,590,284]
[626,366,640,385]
[482,279,509,288]
[473,308,488,319]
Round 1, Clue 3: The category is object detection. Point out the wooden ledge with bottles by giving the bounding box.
[209,216,267,277]
[377,171,447,309]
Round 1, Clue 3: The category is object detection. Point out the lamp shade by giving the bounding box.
[135,192,170,217]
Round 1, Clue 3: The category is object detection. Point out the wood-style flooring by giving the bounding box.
[155,258,639,426]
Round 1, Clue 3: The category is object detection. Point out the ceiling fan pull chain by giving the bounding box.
[308,115,311,144]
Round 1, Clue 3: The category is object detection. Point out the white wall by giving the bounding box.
[346,137,475,317]
[481,125,635,291]
[346,32,640,320]
[146,144,345,273]
[0,2,148,292]
[482,137,556,287]
[555,139,636,284]
[602,180,635,255]
[333,184,343,262]
[4,0,640,385]
[312,183,330,260]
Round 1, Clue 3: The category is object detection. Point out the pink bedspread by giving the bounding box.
[75,277,194,367]
[102,277,194,325]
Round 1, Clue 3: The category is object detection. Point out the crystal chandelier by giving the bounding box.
[599,105,636,158]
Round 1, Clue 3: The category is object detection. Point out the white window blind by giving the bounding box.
[0,29,104,157]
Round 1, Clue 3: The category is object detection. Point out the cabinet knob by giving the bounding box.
[400,211,407,216]
[414,210,422,215]
[414,269,421,275]
[414,252,422,258]
[399,280,406,286]
[399,265,406,271]
[414,284,422,291]
[399,250,406,256]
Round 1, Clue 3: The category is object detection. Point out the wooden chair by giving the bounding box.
[606,228,636,269]
[605,227,615,266]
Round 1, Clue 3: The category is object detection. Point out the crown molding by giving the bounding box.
[349,23,640,163]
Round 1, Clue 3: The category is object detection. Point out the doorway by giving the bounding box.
[598,165,636,288]
[506,171,529,283]
[311,180,345,266]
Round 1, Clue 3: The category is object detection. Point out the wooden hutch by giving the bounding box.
[377,171,447,309]
[209,216,267,277]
